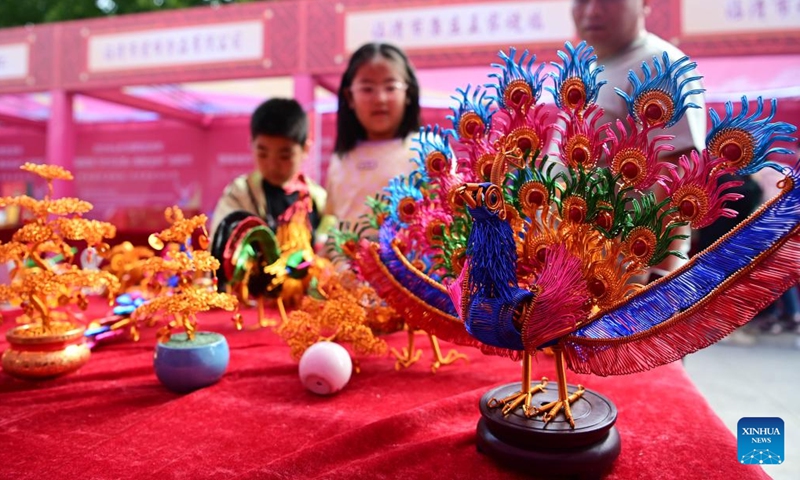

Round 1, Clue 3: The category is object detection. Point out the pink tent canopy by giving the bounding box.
[0,0,798,229]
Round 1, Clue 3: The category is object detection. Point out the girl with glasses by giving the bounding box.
[323,42,421,229]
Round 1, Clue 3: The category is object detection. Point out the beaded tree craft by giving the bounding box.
[0,163,121,378]
[132,207,238,342]
[0,163,120,331]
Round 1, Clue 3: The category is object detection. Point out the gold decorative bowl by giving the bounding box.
[2,321,91,379]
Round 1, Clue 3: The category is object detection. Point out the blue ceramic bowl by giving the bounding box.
[153,332,229,393]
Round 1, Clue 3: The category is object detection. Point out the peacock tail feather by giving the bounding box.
[547,40,606,113]
[617,52,704,128]
[707,97,796,175]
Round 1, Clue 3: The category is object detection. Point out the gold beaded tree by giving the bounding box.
[0,163,120,334]
[132,207,238,343]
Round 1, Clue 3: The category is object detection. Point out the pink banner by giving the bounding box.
[205,121,257,214]
[73,124,204,226]
[70,118,324,229]
[72,120,264,229]
[0,118,322,231]
[0,107,497,231]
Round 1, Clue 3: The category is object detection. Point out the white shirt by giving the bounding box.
[325,135,417,227]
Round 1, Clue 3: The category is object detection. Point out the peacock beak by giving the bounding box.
[455,183,484,209]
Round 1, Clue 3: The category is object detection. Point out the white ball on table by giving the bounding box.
[298,341,352,395]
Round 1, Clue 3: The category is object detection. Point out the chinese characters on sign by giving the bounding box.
[87,21,264,73]
[344,1,573,53]
[682,0,800,35]
[0,43,29,81]
[724,0,800,20]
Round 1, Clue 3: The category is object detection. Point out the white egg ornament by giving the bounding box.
[298,342,353,395]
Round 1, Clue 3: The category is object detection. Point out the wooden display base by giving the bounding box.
[476,382,621,479]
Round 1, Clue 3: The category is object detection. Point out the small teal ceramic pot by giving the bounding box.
[153,332,229,393]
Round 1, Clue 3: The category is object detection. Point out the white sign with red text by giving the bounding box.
[87,21,264,73]
[0,43,29,81]
[344,1,575,53]
[682,0,800,35]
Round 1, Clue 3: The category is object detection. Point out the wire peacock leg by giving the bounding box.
[487,353,548,417]
[533,346,585,428]
[390,329,423,370]
[427,333,468,373]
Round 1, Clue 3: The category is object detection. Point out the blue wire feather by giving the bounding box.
[446,85,495,137]
[616,53,705,127]
[486,48,546,110]
[707,97,798,175]
[410,126,454,182]
[382,173,424,227]
[547,41,605,109]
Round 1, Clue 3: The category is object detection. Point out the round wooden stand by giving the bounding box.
[476,382,621,479]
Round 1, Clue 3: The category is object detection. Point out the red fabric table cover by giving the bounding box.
[0,301,768,480]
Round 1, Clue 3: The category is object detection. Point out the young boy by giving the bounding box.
[210,98,326,241]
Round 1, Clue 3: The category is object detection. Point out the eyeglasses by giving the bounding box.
[350,81,408,98]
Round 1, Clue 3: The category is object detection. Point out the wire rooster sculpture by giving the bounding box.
[211,192,318,327]
[331,41,799,426]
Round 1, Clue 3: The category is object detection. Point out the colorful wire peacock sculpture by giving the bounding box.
[330,41,800,427]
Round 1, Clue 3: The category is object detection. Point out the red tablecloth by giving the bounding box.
[0,301,768,480]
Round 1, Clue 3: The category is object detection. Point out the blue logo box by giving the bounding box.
[738,417,784,465]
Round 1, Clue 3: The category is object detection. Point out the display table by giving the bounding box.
[0,301,768,479]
